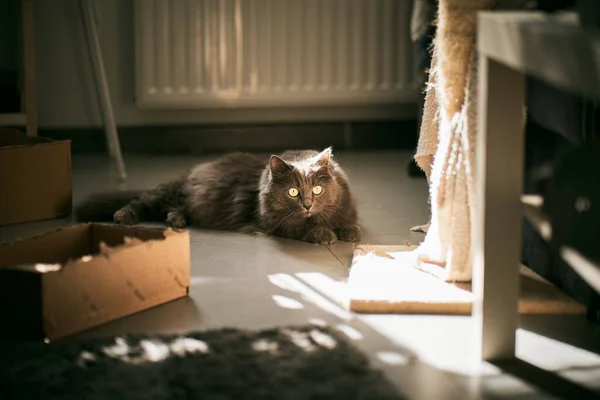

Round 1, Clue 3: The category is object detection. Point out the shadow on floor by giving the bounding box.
[492,358,600,400]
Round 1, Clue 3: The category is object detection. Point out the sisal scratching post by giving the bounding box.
[412,0,494,281]
[414,43,440,182]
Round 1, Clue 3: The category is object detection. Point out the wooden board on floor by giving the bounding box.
[348,245,586,315]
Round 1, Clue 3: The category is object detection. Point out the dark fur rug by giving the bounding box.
[0,325,402,400]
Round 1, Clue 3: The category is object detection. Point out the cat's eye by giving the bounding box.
[288,188,299,197]
[312,186,323,195]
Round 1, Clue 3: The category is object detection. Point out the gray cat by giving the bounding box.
[75,148,362,244]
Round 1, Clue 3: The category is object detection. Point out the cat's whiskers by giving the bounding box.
[316,209,336,227]
[279,211,300,231]
[325,203,345,224]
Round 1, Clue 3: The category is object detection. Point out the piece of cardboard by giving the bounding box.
[347,245,586,315]
[0,127,72,226]
[0,223,191,341]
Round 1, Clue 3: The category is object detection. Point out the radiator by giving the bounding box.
[134,0,418,109]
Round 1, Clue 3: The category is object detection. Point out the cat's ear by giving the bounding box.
[269,155,292,176]
[314,147,332,167]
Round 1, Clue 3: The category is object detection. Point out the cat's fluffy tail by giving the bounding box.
[74,190,142,222]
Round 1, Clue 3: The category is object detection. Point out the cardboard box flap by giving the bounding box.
[90,223,169,253]
[0,225,91,268]
[0,224,178,271]
[0,263,62,274]
[137,226,174,240]
[0,127,52,148]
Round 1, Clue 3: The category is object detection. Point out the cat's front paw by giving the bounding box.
[305,227,337,245]
[338,224,362,242]
[114,207,138,225]
[166,211,187,229]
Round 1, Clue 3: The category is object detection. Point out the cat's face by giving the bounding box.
[265,148,340,222]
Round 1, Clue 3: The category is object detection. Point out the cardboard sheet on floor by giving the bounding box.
[0,223,191,341]
[347,245,586,315]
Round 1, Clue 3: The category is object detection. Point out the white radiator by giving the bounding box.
[134,0,418,109]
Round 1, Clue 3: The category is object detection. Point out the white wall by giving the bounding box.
[34,0,416,128]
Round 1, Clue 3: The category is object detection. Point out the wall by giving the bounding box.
[34,0,416,129]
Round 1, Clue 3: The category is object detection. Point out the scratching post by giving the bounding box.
[414,0,493,281]
[414,0,531,281]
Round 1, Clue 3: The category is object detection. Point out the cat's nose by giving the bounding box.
[303,204,312,211]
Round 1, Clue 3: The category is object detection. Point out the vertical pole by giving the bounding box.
[472,53,525,361]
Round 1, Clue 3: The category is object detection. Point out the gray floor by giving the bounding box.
[2,151,600,400]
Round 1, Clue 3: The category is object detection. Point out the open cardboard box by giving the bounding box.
[0,127,71,226]
[0,223,190,341]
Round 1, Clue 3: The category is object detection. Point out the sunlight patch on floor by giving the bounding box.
[252,339,280,354]
[518,329,600,372]
[377,351,410,366]
[96,336,210,365]
[336,324,364,341]
[272,294,304,310]
[268,273,352,320]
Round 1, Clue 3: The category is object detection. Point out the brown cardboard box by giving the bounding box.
[0,223,190,341]
[0,127,72,226]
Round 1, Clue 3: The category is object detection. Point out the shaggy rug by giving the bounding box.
[0,325,402,400]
